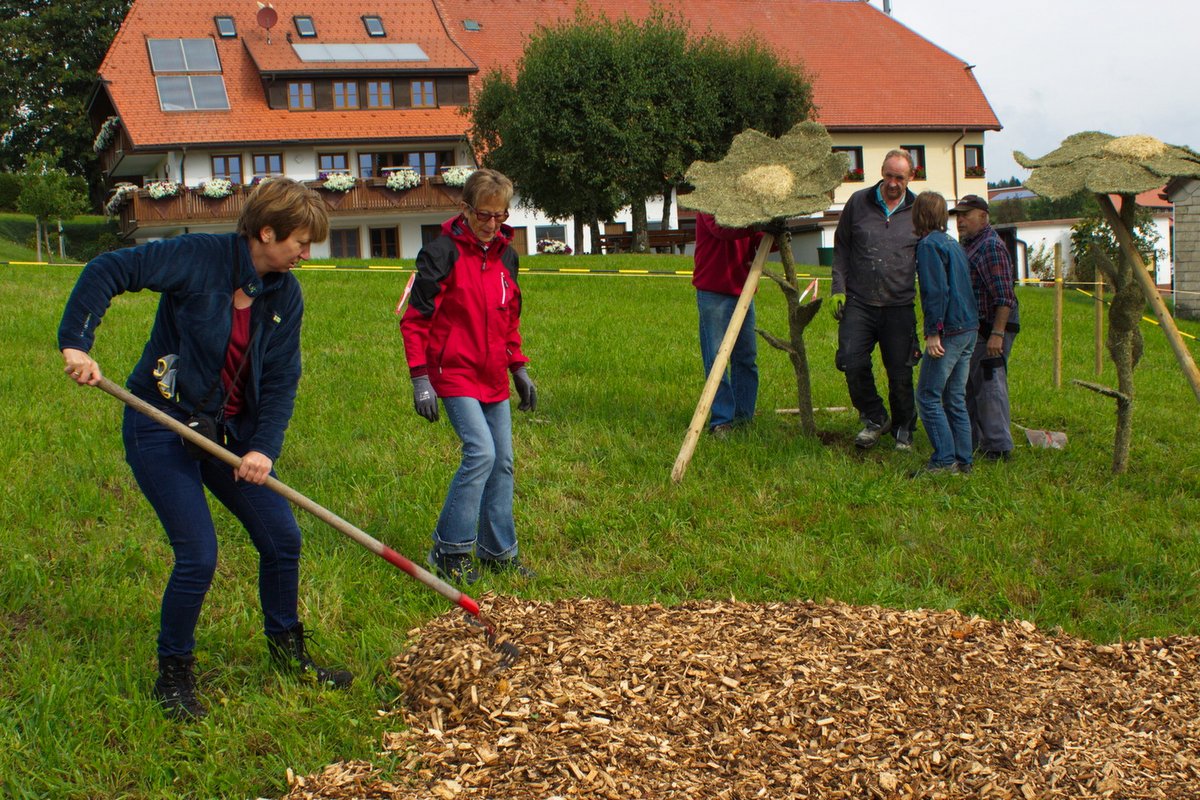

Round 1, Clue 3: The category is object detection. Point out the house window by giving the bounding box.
[363,15,385,37]
[366,81,393,108]
[333,81,359,109]
[833,146,864,182]
[369,227,399,258]
[252,153,283,181]
[902,145,927,180]
[406,151,452,177]
[318,153,349,176]
[410,80,436,108]
[288,82,314,110]
[211,154,242,184]
[294,16,316,37]
[359,152,406,178]
[965,145,985,178]
[536,225,566,242]
[421,224,443,247]
[463,19,482,32]
[330,229,360,259]
[214,16,237,38]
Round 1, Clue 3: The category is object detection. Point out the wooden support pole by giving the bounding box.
[1094,273,1104,376]
[1096,194,1200,407]
[1053,242,1063,389]
[671,233,774,484]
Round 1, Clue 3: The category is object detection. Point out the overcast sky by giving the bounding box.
[867,0,1200,183]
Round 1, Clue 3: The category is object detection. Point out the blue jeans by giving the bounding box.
[916,331,976,467]
[697,289,758,428]
[123,406,301,658]
[434,397,518,561]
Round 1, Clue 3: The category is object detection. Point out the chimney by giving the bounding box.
[883,0,892,14]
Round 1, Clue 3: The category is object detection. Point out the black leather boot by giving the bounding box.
[153,654,207,721]
[266,623,353,689]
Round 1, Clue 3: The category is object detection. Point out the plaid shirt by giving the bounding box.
[963,224,1018,328]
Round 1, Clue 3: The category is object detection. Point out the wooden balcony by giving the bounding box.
[117,178,464,238]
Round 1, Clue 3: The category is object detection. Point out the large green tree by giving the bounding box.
[468,9,812,253]
[0,0,131,193]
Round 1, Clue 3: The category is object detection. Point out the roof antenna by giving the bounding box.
[256,2,278,44]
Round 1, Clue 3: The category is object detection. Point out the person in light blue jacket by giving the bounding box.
[912,191,979,476]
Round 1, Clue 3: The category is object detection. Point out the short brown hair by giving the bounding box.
[462,168,514,209]
[913,191,948,238]
[237,177,329,243]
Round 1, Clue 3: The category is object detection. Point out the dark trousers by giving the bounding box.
[836,300,917,433]
[123,405,302,658]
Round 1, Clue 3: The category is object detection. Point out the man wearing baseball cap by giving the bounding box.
[953,194,1019,460]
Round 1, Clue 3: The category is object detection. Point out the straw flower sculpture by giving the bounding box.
[1014,132,1200,199]
[683,121,845,228]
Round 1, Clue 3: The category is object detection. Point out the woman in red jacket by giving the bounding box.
[400,169,537,584]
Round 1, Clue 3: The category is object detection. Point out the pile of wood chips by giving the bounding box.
[282,596,1200,799]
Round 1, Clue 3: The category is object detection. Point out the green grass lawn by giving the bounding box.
[3,257,1200,798]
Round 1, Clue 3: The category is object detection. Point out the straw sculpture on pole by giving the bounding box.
[671,122,844,482]
[1016,132,1200,472]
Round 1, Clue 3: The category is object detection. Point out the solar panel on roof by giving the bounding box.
[148,38,221,72]
[291,43,428,62]
[155,75,230,111]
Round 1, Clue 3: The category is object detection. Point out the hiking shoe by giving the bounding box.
[154,654,207,722]
[708,422,734,439]
[979,449,1011,462]
[908,462,958,479]
[854,416,891,449]
[956,462,973,475]
[267,623,353,690]
[894,426,913,451]
[479,557,537,579]
[428,550,480,585]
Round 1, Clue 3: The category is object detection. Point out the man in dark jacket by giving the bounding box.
[953,194,1020,460]
[830,150,921,450]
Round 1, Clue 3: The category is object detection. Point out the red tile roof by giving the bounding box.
[433,0,1001,131]
[100,0,1000,151]
[99,0,478,148]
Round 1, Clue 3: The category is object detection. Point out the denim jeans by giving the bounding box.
[967,331,1016,453]
[835,299,918,433]
[122,405,301,658]
[434,396,518,561]
[697,289,758,428]
[916,331,976,467]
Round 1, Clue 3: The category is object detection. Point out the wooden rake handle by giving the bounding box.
[95,377,482,618]
[670,232,775,483]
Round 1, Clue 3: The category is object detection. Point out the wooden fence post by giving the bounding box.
[1053,242,1063,389]
[1095,273,1104,376]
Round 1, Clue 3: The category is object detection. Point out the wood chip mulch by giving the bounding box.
[281,596,1200,799]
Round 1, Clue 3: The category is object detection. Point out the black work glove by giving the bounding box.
[411,375,439,422]
[512,366,537,412]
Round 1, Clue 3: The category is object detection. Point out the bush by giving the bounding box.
[0,173,22,211]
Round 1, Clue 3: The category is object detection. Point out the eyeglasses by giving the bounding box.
[466,205,509,223]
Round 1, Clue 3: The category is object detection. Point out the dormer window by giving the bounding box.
[363,16,385,37]
[214,16,236,38]
[294,16,316,38]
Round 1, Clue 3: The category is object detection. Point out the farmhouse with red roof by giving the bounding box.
[90,0,1001,258]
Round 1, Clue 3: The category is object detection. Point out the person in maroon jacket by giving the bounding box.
[692,212,765,437]
[400,169,536,585]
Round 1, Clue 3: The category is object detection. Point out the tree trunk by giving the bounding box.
[1094,196,1144,473]
[34,219,43,262]
[631,200,648,254]
[758,230,823,436]
[660,185,672,231]
[573,216,584,257]
[588,218,602,255]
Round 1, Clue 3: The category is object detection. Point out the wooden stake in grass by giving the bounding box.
[671,233,774,483]
[1053,243,1063,389]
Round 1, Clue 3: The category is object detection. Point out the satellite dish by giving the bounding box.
[256,4,278,43]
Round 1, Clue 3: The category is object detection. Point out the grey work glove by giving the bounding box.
[411,375,439,422]
[512,366,537,412]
